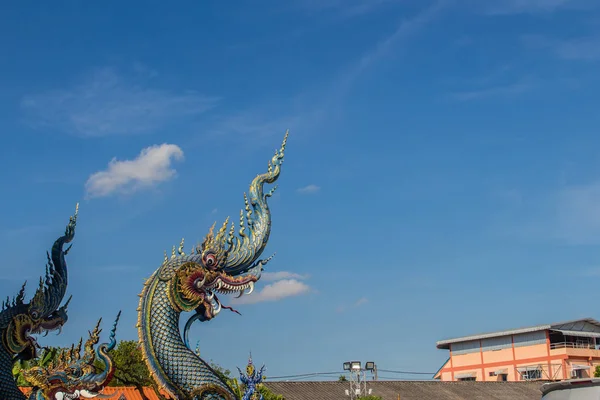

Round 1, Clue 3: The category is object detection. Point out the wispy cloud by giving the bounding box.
[208,1,447,140]
[355,297,369,306]
[332,0,448,100]
[262,271,310,281]
[85,143,184,199]
[0,275,31,282]
[296,0,400,19]
[445,63,534,101]
[72,265,141,275]
[297,184,321,194]
[579,267,600,277]
[552,181,600,244]
[231,270,311,304]
[499,180,600,245]
[479,0,587,15]
[336,297,369,313]
[556,36,600,60]
[21,67,219,137]
[450,80,532,101]
[523,34,600,61]
[205,110,303,140]
[0,225,51,238]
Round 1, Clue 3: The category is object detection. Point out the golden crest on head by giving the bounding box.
[246,364,254,376]
[200,218,232,268]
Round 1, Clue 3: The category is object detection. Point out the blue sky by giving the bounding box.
[1,0,600,381]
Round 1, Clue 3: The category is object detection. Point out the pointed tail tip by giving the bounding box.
[63,295,73,308]
[281,129,289,151]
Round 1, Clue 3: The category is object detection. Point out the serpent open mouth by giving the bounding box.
[200,274,256,319]
[9,317,65,362]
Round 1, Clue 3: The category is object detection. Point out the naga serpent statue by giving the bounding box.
[137,131,289,400]
[22,311,121,400]
[0,205,78,400]
[237,354,265,400]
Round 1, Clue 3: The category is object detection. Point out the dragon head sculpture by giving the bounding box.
[162,132,287,345]
[137,131,289,399]
[22,311,121,400]
[1,204,78,363]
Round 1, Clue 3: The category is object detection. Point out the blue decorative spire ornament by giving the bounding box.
[237,352,265,400]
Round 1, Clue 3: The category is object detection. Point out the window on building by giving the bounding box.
[513,331,546,348]
[451,340,480,355]
[458,377,476,381]
[499,373,507,381]
[520,368,542,380]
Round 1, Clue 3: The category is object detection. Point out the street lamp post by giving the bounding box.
[343,361,374,399]
[365,361,378,381]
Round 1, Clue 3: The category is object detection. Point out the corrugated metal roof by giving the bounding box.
[263,381,545,400]
[20,382,546,400]
[555,329,600,338]
[436,318,600,349]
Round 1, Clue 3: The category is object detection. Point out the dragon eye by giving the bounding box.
[31,311,39,319]
[203,253,217,269]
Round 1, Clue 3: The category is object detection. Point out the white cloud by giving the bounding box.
[553,182,600,244]
[231,279,311,305]
[21,67,219,137]
[262,271,309,281]
[85,143,184,199]
[336,297,369,313]
[355,297,369,306]
[297,184,321,194]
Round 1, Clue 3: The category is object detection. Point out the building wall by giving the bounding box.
[438,330,600,382]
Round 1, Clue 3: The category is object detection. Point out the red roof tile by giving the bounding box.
[20,386,171,400]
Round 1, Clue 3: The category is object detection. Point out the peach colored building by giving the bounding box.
[434,318,600,382]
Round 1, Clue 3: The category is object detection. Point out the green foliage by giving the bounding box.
[595,365,600,378]
[210,360,284,400]
[209,361,244,398]
[108,340,169,400]
[338,375,347,382]
[257,384,285,400]
[12,347,60,387]
[357,396,382,400]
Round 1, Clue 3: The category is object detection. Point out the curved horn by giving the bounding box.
[222,131,288,275]
[31,203,78,316]
[85,311,121,388]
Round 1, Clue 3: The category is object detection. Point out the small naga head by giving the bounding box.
[2,204,78,361]
[22,312,121,399]
[167,131,288,322]
[5,294,72,362]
